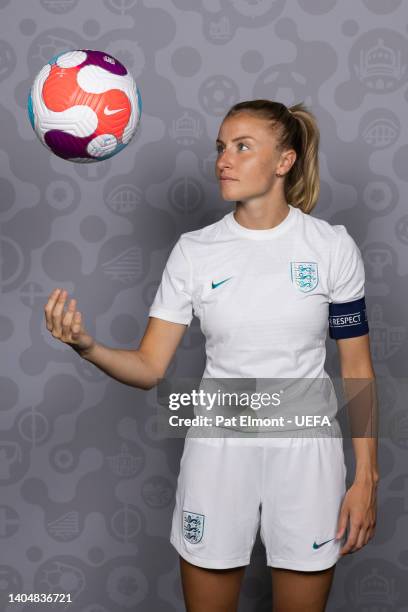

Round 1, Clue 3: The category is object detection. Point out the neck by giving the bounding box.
[233,201,291,230]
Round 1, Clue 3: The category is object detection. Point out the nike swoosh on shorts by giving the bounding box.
[312,538,335,549]
[211,278,232,289]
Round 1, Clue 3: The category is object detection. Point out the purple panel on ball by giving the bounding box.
[79,49,127,75]
[45,130,94,159]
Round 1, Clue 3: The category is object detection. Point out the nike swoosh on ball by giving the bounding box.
[104,106,126,115]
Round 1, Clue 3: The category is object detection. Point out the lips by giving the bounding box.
[220,177,237,181]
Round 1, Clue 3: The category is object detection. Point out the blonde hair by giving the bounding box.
[223,99,320,214]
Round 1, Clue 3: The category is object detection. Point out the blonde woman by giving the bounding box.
[44,100,378,612]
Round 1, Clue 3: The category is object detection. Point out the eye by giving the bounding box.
[216,142,249,153]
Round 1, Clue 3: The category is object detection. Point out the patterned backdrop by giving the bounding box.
[1,0,407,610]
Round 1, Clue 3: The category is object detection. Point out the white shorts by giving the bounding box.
[170,434,347,571]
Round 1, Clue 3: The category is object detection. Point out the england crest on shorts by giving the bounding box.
[183,510,204,544]
[290,262,319,292]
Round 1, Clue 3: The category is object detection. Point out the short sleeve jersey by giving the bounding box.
[148,204,369,380]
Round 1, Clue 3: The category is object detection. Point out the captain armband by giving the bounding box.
[328,296,369,339]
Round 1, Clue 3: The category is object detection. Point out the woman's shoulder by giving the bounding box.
[299,206,350,243]
[178,212,228,246]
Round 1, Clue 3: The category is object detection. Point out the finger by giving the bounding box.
[364,526,375,546]
[51,289,68,337]
[71,311,82,338]
[340,522,360,555]
[351,526,367,552]
[61,299,77,340]
[336,509,349,540]
[44,288,61,330]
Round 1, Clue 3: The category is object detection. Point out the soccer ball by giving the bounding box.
[27,49,142,162]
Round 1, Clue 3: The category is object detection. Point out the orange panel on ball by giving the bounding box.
[43,65,80,111]
[93,89,132,139]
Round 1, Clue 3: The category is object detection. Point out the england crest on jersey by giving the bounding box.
[290,262,319,292]
[183,510,204,543]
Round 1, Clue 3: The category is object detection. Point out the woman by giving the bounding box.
[44,100,379,612]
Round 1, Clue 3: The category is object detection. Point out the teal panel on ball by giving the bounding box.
[27,90,35,129]
[136,85,142,115]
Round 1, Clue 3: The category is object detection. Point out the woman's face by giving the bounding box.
[215,113,296,203]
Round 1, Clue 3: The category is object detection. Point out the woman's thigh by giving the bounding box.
[271,564,336,612]
[179,556,336,612]
[180,556,246,612]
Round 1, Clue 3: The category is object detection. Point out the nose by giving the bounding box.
[216,149,234,173]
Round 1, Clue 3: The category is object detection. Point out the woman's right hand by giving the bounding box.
[44,288,95,355]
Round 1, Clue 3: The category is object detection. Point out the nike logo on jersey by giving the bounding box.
[104,106,126,116]
[211,277,233,289]
[312,537,335,549]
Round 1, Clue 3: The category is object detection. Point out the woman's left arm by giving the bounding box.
[334,333,380,555]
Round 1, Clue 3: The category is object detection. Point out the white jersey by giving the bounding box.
[149,204,369,435]
[149,204,369,380]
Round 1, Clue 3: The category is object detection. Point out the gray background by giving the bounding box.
[1,0,408,610]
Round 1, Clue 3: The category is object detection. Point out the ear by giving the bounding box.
[278,149,296,175]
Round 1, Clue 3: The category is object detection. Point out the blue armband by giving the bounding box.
[328,296,369,339]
